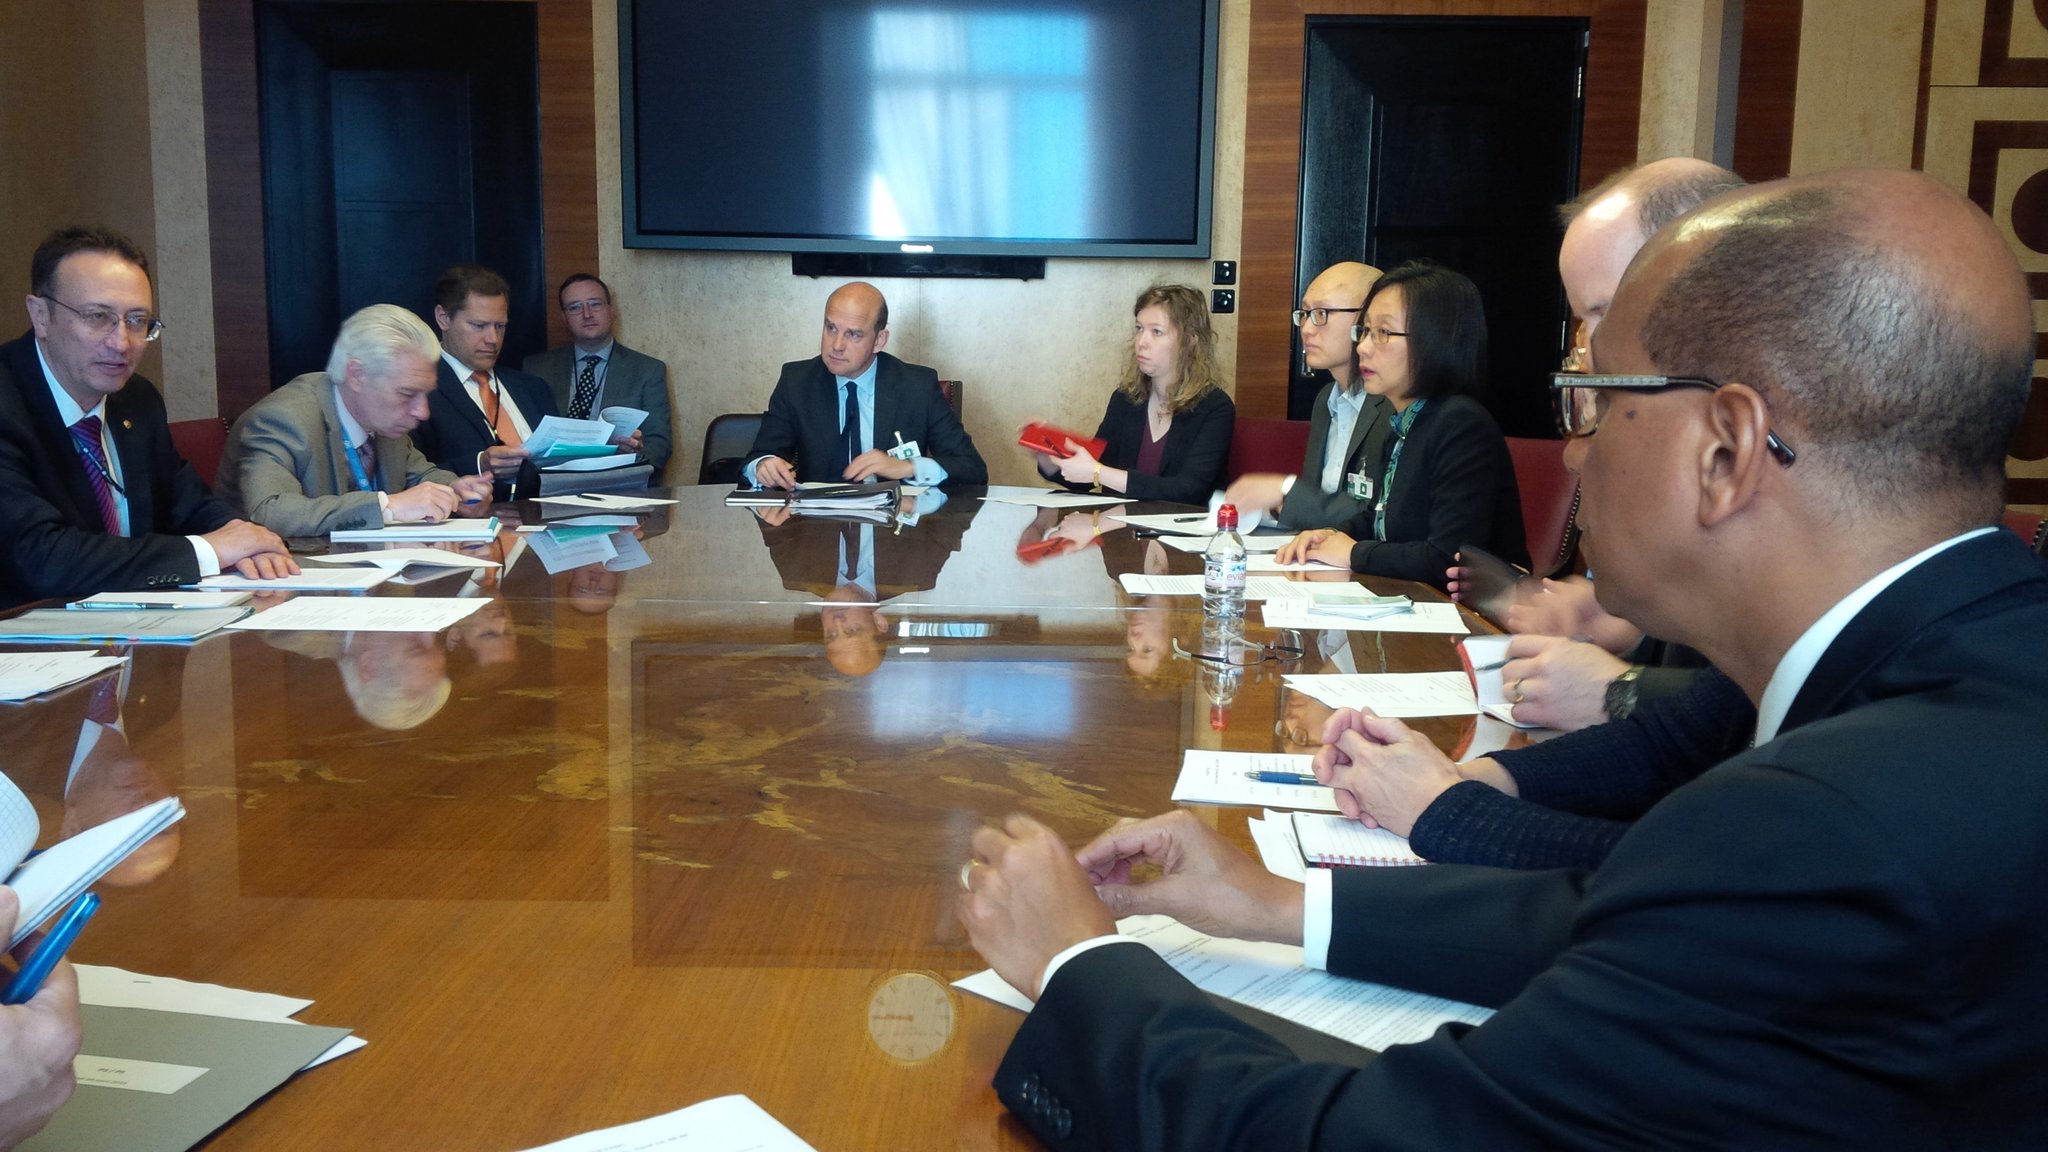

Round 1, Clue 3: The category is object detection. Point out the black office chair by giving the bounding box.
[698,412,764,486]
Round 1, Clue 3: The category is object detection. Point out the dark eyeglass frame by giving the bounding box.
[1550,371,1797,468]
[1291,306,1362,328]
[1171,632,1306,667]
[37,295,163,342]
[1349,324,1409,347]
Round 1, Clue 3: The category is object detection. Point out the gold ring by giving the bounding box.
[1509,678,1525,704]
[958,861,976,891]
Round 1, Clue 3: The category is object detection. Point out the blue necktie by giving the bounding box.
[839,380,861,472]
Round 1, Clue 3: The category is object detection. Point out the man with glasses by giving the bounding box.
[961,168,2048,1148]
[521,273,673,478]
[411,264,560,499]
[1224,261,1388,528]
[0,226,297,607]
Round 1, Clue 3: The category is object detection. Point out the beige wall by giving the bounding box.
[589,0,1250,487]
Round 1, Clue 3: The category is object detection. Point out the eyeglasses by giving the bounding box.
[1350,324,1408,347]
[38,295,162,342]
[1292,306,1361,328]
[1171,631,1305,667]
[1551,371,1797,468]
[561,300,609,315]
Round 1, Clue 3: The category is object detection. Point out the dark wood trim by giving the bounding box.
[1979,0,2048,87]
[1730,0,1801,182]
[1236,1,1643,420]
[1912,0,1937,170]
[535,1,599,350]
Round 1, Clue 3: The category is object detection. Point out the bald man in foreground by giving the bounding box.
[961,168,2048,1148]
[1224,260,1387,528]
[744,282,985,488]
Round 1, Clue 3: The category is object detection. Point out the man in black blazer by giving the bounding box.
[410,264,560,497]
[0,226,295,607]
[744,282,985,489]
[958,170,2048,1148]
[1224,260,1392,528]
[521,273,673,479]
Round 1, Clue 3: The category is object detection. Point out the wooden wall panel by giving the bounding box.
[535,1,600,350]
[1731,0,1802,179]
[1236,1,1644,419]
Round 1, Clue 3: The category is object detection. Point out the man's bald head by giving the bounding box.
[1618,168,2032,525]
[821,281,890,379]
[1297,261,1381,376]
[1560,158,1746,348]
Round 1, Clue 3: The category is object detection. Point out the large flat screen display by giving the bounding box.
[621,0,1219,257]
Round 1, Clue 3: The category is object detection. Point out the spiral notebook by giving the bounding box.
[1290,812,1429,867]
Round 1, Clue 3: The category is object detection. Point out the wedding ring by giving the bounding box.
[1509,678,1525,704]
[958,861,977,891]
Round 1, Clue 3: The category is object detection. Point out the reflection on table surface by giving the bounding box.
[1,485,1500,1150]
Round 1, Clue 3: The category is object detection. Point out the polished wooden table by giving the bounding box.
[6,487,1494,1150]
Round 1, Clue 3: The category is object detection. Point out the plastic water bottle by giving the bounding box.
[1203,504,1247,620]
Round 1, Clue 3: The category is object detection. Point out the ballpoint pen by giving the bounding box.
[1244,770,1320,785]
[3,892,98,1005]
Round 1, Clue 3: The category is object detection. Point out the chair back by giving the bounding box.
[1225,416,1310,485]
[1506,436,1577,574]
[169,417,231,489]
[938,379,964,419]
[698,413,764,486]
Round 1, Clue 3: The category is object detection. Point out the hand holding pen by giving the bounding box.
[0,886,84,1147]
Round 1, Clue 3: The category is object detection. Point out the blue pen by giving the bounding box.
[3,892,99,1005]
[1245,771,1320,785]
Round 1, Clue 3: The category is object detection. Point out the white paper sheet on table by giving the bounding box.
[75,965,366,1069]
[197,567,394,592]
[980,486,1134,509]
[304,548,498,570]
[225,597,484,633]
[1171,750,1340,811]
[70,591,252,610]
[1157,532,1290,554]
[1248,808,1309,881]
[1108,511,1220,534]
[330,517,500,543]
[955,915,1493,1052]
[0,652,127,703]
[1281,671,1480,718]
[532,492,678,510]
[515,1094,817,1152]
[1458,634,1544,728]
[1118,574,1314,600]
[1246,554,1347,571]
[1262,598,1470,635]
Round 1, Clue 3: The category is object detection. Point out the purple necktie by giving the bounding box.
[70,415,121,535]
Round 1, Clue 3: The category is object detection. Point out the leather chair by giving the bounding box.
[1505,436,1578,574]
[938,379,963,419]
[1224,416,1309,485]
[698,413,764,486]
[168,417,231,489]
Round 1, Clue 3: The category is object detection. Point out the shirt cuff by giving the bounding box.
[741,456,764,487]
[910,456,948,487]
[187,536,222,578]
[376,491,391,522]
[1302,866,1334,970]
[1035,934,1139,1000]
[1280,474,1297,497]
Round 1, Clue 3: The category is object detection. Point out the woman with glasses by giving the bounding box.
[1028,284,1234,505]
[1276,260,1527,585]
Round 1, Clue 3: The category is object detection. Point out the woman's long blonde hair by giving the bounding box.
[1116,284,1223,413]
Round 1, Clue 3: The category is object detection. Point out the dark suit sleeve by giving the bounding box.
[1279,393,1382,530]
[910,372,985,486]
[745,363,807,472]
[1343,400,1510,587]
[1120,389,1234,504]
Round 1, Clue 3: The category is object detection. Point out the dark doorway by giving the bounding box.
[1292,17,1585,439]
[256,1,547,387]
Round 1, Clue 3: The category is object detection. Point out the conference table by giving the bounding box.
[6,485,1500,1150]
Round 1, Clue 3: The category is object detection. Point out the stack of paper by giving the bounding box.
[534,492,677,512]
[0,652,127,702]
[0,608,249,644]
[330,516,501,543]
[68,591,251,610]
[305,548,499,571]
[1292,812,1427,867]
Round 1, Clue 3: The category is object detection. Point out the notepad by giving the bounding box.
[1290,812,1428,867]
[0,653,127,702]
[0,774,184,947]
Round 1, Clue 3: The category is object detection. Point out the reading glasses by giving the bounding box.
[1550,371,1798,468]
[37,295,162,342]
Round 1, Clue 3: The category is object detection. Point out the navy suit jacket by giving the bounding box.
[410,358,560,496]
[745,352,986,486]
[999,530,2048,1150]
[0,333,235,606]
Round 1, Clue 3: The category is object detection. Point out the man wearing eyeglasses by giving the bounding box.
[962,169,2048,1148]
[521,273,673,478]
[0,225,298,607]
[1223,261,1389,528]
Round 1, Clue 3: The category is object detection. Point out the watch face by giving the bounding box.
[865,971,955,1063]
[1605,672,1641,720]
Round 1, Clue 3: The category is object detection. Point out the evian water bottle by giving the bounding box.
[1202,504,1247,619]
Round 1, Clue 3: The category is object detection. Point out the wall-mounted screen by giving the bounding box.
[621,0,1219,258]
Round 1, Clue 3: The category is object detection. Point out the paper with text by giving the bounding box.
[0,652,126,703]
[1263,598,1470,635]
[225,597,484,634]
[198,568,393,592]
[980,486,1134,509]
[1282,672,1481,718]
[1172,750,1340,811]
[1118,574,1314,601]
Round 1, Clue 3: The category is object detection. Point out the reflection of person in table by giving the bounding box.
[266,629,451,730]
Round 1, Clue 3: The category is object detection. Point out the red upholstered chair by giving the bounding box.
[1506,436,1578,574]
[1224,416,1310,485]
[2000,507,2043,549]
[937,379,963,419]
[169,417,231,489]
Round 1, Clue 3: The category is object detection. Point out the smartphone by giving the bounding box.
[1454,544,1531,630]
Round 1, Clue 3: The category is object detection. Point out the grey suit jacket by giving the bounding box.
[1276,380,1391,530]
[522,341,674,479]
[217,373,457,537]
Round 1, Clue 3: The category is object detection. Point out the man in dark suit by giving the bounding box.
[1224,260,1391,529]
[0,226,296,607]
[959,170,2048,1148]
[744,282,985,489]
[521,273,673,479]
[410,264,559,497]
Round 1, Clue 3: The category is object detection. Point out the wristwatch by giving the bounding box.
[1604,665,1645,721]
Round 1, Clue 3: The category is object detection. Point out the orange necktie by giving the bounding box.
[475,372,523,447]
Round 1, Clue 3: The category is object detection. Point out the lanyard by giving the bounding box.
[1373,399,1426,540]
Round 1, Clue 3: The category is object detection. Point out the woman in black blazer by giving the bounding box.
[1030,284,1235,505]
[1277,261,1526,586]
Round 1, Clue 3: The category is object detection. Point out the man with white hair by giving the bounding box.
[218,304,494,536]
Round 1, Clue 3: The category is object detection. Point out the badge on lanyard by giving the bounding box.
[1346,471,1375,501]
[887,433,922,462]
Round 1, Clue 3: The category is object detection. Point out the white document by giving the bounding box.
[304,548,499,571]
[522,415,616,459]
[956,915,1494,1052]
[1157,532,1290,554]
[1248,809,1308,881]
[1281,672,1481,718]
[598,405,649,440]
[979,487,1134,509]
[1458,635,1544,729]
[1263,598,1470,635]
[528,529,618,574]
[533,492,678,510]
[197,567,394,592]
[330,517,500,543]
[1172,750,1340,811]
[75,966,366,1070]
[1112,511,1227,535]
[541,453,638,473]
[605,532,652,572]
[516,1094,817,1152]
[225,597,484,634]
[1118,574,1310,601]
[1246,555,1344,571]
[69,591,251,610]
[0,652,126,703]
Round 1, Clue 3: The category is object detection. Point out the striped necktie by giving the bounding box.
[70,415,122,535]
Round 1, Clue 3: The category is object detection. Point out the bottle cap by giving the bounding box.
[1216,503,1239,531]
[1210,702,1229,730]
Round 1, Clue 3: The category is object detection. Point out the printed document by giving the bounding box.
[0,652,126,702]
[1281,672,1481,718]
[225,597,484,634]
[980,486,1133,509]
[1119,574,1312,601]
[1172,750,1340,811]
[1263,598,1470,635]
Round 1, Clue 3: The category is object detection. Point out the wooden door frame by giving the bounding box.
[1238,1,1645,419]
